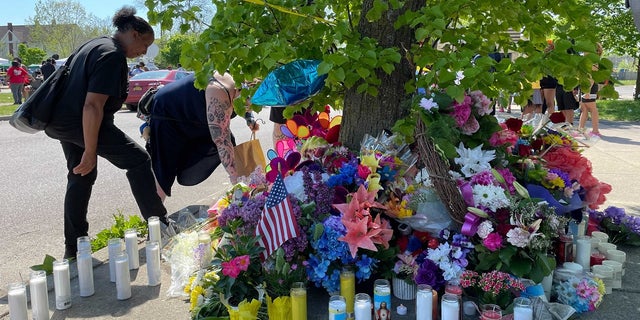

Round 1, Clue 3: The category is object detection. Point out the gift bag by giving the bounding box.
[234,133,266,177]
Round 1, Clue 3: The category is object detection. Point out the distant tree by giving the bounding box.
[155,33,197,68]
[17,43,47,66]
[26,0,113,57]
[145,0,216,35]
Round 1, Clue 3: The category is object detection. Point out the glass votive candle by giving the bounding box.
[590,251,606,266]
[598,242,617,254]
[513,297,533,320]
[591,231,609,243]
[354,293,372,320]
[602,260,623,289]
[592,264,614,294]
[606,249,627,275]
[480,304,502,320]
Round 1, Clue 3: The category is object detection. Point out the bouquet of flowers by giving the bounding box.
[554,275,605,313]
[588,206,640,246]
[460,270,526,310]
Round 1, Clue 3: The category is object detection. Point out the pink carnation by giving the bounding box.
[483,232,503,252]
[461,116,480,135]
[450,96,472,127]
[489,123,518,148]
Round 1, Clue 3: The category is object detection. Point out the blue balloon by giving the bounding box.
[251,59,327,106]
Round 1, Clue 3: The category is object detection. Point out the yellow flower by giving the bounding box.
[397,200,413,218]
[361,153,380,171]
[184,276,196,294]
[367,173,382,192]
[190,285,205,310]
[204,270,220,282]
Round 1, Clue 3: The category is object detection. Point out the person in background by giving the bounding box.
[139,61,149,71]
[43,6,168,259]
[578,43,604,137]
[129,63,143,77]
[177,63,185,71]
[147,72,259,201]
[7,60,29,104]
[41,58,56,80]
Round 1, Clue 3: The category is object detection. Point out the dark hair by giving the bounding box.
[112,6,154,37]
[11,61,19,67]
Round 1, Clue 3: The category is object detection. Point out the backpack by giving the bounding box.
[138,85,162,117]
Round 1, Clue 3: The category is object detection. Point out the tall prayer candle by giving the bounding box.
[373,279,391,319]
[574,236,591,270]
[513,297,533,320]
[329,295,347,320]
[53,259,71,310]
[148,216,162,247]
[77,236,91,253]
[125,229,140,269]
[440,293,460,320]
[416,284,433,320]
[146,241,162,286]
[353,293,372,320]
[30,271,50,320]
[108,238,123,282]
[115,253,132,300]
[8,282,28,320]
[77,248,95,297]
[290,282,307,320]
[340,267,355,318]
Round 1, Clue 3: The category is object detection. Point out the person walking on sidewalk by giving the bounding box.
[43,6,168,258]
[7,60,29,104]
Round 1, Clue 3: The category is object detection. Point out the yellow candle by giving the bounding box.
[340,267,356,318]
[291,282,307,320]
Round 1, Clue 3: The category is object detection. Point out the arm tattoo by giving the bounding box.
[206,94,237,180]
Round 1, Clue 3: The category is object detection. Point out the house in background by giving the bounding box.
[0,23,31,58]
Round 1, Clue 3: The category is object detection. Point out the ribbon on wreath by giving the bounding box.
[461,212,483,237]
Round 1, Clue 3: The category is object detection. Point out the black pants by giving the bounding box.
[59,122,167,250]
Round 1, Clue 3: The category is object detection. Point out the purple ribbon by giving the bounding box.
[459,182,475,206]
[461,212,483,237]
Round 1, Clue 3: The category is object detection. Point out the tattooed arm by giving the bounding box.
[205,82,238,184]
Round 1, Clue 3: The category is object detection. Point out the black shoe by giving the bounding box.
[64,245,77,260]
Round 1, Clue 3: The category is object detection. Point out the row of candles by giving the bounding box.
[328,269,535,320]
[7,216,165,320]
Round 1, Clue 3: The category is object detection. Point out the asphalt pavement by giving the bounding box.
[1,87,639,319]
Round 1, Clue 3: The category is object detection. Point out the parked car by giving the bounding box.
[124,69,192,111]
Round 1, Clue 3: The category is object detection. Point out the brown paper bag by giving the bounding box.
[234,133,266,177]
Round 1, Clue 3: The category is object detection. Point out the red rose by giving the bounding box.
[505,118,523,132]
[549,112,565,123]
[518,144,532,157]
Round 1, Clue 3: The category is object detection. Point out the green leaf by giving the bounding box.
[415,27,429,41]
[317,61,333,75]
[356,67,371,78]
[506,254,533,278]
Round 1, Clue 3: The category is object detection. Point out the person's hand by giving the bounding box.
[72,151,97,176]
[248,120,260,132]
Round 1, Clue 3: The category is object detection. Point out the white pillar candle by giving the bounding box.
[77,236,92,253]
[115,253,132,300]
[53,259,72,310]
[125,229,140,270]
[598,242,616,254]
[416,284,433,320]
[574,236,591,270]
[329,295,347,320]
[146,241,162,286]
[148,216,162,247]
[353,293,372,320]
[8,282,28,320]
[606,249,627,276]
[108,238,123,283]
[592,265,614,294]
[513,297,533,320]
[541,271,554,301]
[29,271,50,320]
[77,249,95,297]
[440,293,460,320]
[602,260,623,289]
[591,231,609,243]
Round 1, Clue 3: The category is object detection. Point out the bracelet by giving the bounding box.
[244,112,255,126]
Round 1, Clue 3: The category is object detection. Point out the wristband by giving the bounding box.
[244,112,255,126]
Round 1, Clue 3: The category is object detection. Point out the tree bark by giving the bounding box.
[636,62,640,100]
[340,0,425,149]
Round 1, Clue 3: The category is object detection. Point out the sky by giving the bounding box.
[0,0,148,25]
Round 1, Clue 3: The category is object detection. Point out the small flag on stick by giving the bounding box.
[256,173,300,259]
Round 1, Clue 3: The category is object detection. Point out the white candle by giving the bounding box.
[29,271,50,320]
[602,260,623,289]
[353,293,372,320]
[115,253,132,300]
[591,231,609,243]
[598,242,616,254]
[416,284,433,320]
[53,259,71,310]
[574,236,591,270]
[541,270,554,301]
[440,293,460,320]
[77,236,92,253]
[8,282,28,320]
[513,297,533,320]
[606,249,627,276]
[328,295,347,320]
[108,238,123,282]
[125,229,140,270]
[146,241,162,286]
[77,249,95,297]
[592,265,614,294]
[148,216,162,247]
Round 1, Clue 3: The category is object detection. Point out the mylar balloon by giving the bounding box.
[251,59,327,106]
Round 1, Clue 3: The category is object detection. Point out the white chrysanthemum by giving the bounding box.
[419,97,438,111]
[507,227,531,248]
[440,261,462,281]
[284,171,307,202]
[454,143,496,178]
[427,243,451,263]
[472,184,510,212]
[477,220,494,239]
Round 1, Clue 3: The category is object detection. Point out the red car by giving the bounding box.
[124,69,192,111]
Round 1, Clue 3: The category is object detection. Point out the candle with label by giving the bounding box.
[340,267,355,318]
[53,259,72,310]
[30,270,50,320]
[329,295,347,320]
[8,282,28,320]
[373,279,391,320]
[125,229,140,269]
[290,282,307,320]
[415,284,433,320]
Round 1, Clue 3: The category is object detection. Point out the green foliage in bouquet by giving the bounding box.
[263,248,307,298]
[211,218,265,306]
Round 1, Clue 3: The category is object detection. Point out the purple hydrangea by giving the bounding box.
[415,258,445,291]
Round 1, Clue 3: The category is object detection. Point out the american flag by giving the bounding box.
[256,173,300,259]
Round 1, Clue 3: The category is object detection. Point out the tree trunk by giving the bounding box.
[340,0,424,150]
[636,62,640,100]
[630,0,640,33]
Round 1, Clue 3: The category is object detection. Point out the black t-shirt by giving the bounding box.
[40,63,55,80]
[48,37,128,136]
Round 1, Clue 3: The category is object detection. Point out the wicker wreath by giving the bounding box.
[415,117,467,224]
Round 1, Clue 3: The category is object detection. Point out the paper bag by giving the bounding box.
[234,133,266,177]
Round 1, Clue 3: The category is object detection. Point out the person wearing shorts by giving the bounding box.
[555,84,579,125]
[539,75,557,114]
